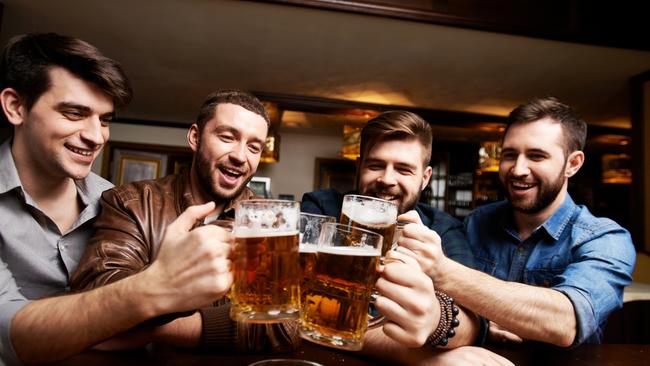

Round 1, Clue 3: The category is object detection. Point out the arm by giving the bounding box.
[397,211,575,346]
[374,250,480,349]
[362,328,514,366]
[11,202,233,364]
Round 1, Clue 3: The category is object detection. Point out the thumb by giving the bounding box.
[169,201,216,232]
[397,210,422,225]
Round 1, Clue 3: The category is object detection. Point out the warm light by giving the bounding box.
[478,142,501,173]
[341,125,361,160]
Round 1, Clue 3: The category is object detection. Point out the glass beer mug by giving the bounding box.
[340,194,398,257]
[300,222,383,351]
[230,200,301,323]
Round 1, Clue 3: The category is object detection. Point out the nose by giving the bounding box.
[510,155,530,177]
[80,116,107,146]
[377,166,397,186]
[229,142,247,164]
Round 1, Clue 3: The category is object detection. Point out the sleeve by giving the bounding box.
[300,191,327,215]
[552,226,636,345]
[70,188,153,290]
[0,259,29,366]
[435,214,477,269]
[199,305,299,353]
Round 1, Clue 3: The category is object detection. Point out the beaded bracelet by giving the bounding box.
[427,291,460,347]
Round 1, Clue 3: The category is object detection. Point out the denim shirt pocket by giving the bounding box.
[524,254,569,287]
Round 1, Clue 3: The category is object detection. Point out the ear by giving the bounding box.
[1,88,27,126]
[564,150,585,178]
[421,165,433,191]
[187,124,200,152]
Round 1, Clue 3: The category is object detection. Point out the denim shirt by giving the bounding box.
[464,194,636,345]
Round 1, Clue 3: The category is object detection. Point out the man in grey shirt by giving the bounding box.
[0,33,235,365]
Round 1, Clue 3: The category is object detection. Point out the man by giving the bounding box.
[399,97,636,347]
[0,33,233,365]
[301,110,485,349]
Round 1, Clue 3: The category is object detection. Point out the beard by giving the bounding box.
[195,147,252,203]
[360,184,422,215]
[503,168,565,214]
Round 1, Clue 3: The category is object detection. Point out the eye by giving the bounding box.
[528,154,546,162]
[62,110,84,120]
[397,167,415,175]
[501,152,517,160]
[365,163,384,170]
[219,133,235,143]
[248,143,263,154]
[100,116,113,126]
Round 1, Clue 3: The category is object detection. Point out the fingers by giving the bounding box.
[397,210,422,225]
[168,202,216,233]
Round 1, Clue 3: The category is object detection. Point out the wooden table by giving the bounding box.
[52,342,650,366]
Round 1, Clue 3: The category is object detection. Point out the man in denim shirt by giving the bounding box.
[399,97,635,347]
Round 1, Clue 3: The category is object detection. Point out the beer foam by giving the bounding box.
[342,199,397,226]
[317,245,380,257]
[299,244,318,253]
[236,206,298,233]
[235,229,299,238]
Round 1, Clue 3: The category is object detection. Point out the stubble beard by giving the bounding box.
[195,149,251,203]
[504,168,566,214]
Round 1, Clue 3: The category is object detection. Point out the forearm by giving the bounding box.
[11,274,154,364]
[437,260,576,347]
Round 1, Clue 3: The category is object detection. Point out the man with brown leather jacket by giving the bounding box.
[70,89,296,352]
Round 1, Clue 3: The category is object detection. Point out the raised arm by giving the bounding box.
[10,202,232,364]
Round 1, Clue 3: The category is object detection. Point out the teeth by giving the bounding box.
[512,181,533,189]
[68,146,93,156]
[221,167,242,176]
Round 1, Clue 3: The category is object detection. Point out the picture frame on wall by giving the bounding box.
[102,141,192,185]
[248,177,271,198]
[116,155,163,185]
[314,157,356,192]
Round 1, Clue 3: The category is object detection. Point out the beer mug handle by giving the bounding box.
[368,295,386,329]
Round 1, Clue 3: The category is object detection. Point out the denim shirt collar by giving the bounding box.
[499,194,577,243]
[541,194,577,241]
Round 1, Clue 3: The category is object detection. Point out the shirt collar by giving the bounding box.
[499,195,577,242]
[0,139,22,195]
[541,194,577,241]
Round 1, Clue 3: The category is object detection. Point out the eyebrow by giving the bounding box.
[55,102,115,118]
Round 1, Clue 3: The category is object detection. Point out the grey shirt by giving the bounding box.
[0,140,112,365]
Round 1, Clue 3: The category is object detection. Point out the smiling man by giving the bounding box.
[397,97,636,348]
[70,90,301,353]
[301,111,486,353]
[1,33,238,365]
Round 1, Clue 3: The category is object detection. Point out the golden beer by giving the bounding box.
[340,212,396,257]
[231,231,301,323]
[301,246,380,351]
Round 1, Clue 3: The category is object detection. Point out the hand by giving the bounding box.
[396,210,449,280]
[374,250,438,348]
[140,202,234,314]
[421,346,515,366]
[488,321,524,344]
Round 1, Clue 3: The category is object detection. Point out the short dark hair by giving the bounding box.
[195,89,270,131]
[360,110,433,167]
[0,32,132,116]
[506,97,587,155]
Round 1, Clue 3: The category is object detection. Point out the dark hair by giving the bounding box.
[360,110,433,167]
[195,89,270,131]
[506,97,587,155]
[0,32,132,115]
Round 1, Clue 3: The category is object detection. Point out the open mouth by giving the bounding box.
[219,166,245,185]
[65,144,94,157]
[510,180,535,191]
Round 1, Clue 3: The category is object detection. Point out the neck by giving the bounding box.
[512,187,567,241]
[188,164,226,216]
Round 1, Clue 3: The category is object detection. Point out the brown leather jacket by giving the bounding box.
[70,171,299,353]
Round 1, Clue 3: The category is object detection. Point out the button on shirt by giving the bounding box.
[464,194,636,345]
[0,140,112,365]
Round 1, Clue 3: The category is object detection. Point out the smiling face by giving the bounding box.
[358,138,432,214]
[499,117,583,215]
[188,103,268,203]
[7,66,114,181]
